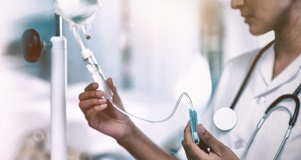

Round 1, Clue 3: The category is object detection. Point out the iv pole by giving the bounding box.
[22,0,105,158]
[22,14,67,160]
[50,14,67,160]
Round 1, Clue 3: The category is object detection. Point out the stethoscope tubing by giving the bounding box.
[241,95,299,159]
[229,41,274,110]
[265,94,300,127]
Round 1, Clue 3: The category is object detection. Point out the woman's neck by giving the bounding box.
[272,0,301,79]
[274,0,301,55]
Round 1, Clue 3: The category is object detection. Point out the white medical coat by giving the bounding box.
[204,43,301,160]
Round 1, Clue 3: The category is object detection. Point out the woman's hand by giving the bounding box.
[78,78,135,141]
[182,122,239,160]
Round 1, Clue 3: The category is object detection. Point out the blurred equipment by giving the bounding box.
[15,129,50,160]
[22,18,67,160]
[199,0,224,93]
[15,128,91,160]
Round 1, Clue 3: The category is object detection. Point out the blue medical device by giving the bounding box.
[189,109,200,144]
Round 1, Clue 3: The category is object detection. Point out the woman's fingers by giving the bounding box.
[182,146,194,160]
[198,124,225,155]
[84,82,99,91]
[182,122,207,158]
[86,104,107,119]
[182,122,238,160]
[106,78,119,99]
[78,90,105,101]
[78,83,106,112]
[84,105,107,129]
[106,78,124,107]
[79,98,107,111]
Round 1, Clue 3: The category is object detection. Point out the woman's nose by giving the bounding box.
[231,0,244,9]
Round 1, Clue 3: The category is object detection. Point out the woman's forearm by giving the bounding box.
[117,126,178,160]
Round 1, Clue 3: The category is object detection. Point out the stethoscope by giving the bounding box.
[212,41,301,160]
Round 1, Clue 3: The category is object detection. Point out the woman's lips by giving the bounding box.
[241,13,252,23]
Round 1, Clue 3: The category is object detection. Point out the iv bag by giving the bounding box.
[54,0,101,28]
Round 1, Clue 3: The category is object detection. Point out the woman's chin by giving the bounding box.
[249,26,268,36]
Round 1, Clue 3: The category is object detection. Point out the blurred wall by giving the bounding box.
[0,1,55,160]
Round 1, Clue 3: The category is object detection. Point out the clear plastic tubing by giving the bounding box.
[118,92,195,123]
[73,28,196,123]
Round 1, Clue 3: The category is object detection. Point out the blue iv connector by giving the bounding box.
[189,109,200,144]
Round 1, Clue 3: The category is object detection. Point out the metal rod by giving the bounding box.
[55,14,63,37]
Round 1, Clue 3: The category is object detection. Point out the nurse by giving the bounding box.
[182,0,301,159]
[78,0,301,159]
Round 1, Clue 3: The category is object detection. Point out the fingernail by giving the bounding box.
[200,124,206,134]
[100,104,107,109]
[94,106,101,110]
[96,91,102,96]
[98,99,106,103]
[109,78,116,88]
[95,104,107,111]
[93,82,99,88]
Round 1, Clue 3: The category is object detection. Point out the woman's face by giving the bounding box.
[231,0,291,35]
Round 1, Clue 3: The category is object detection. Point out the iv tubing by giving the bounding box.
[109,92,195,123]
[72,27,86,50]
[72,28,195,123]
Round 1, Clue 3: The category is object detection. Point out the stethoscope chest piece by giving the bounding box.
[213,107,238,131]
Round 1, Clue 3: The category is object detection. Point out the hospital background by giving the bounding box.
[0,0,273,159]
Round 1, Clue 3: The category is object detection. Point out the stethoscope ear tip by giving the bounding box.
[214,107,238,131]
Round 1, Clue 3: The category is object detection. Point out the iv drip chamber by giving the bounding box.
[54,0,101,39]
[54,0,101,26]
